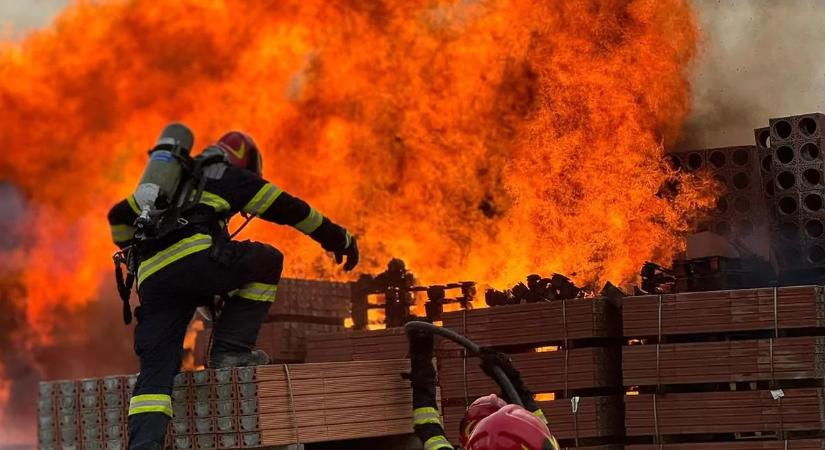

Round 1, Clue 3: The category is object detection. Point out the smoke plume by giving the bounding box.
[682,0,825,149]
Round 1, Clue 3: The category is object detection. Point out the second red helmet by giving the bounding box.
[466,404,560,450]
[216,131,263,176]
[459,394,508,447]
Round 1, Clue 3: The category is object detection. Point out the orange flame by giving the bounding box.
[182,318,205,371]
[0,0,712,342]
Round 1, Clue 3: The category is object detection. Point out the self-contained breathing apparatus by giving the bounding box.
[113,123,230,324]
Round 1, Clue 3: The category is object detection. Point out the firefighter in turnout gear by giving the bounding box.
[406,326,559,450]
[108,128,359,450]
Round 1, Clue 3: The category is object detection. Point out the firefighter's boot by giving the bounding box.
[208,349,271,369]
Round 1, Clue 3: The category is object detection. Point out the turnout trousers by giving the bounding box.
[127,239,284,450]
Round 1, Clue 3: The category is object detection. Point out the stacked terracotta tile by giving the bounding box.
[39,360,413,450]
[622,285,825,447]
[438,299,624,448]
[38,374,137,450]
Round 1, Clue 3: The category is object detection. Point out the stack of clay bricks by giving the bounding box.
[39,359,414,449]
[437,299,624,450]
[623,286,825,449]
[305,326,424,363]
[755,113,825,280]
[669,145,769,257]
[194,278,351,364]
[38,374,137,450]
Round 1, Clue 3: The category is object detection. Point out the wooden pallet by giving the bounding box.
[625,389,825,438]
[441,299,621,348]
[438,347,620,400]
[443,396,623,445]
[623,336,825,387]
[623,286,825,339]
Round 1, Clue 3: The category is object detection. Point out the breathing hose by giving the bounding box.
[404,320,524,407]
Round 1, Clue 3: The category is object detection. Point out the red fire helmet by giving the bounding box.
[216,131,263,176]
[466,404,560,450]
[459,394,508,447]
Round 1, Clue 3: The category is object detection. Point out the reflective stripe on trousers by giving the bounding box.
[236,282,278,302]
[414,406,443,426]
[424,435,452,450]
[128,394,173,417]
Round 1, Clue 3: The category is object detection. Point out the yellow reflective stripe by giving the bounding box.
[414,407,443,425]
[548,435,560,450]
[199,191,230,213]
[534,408,548,424]
[242,184,283,215]
[111,224,136,243]
[344,231,352,249]
[126,195,141,214]
[424,435,452,450]
[294,208,323,234]
[128,394,173,417]
[137,234,212,286]
[236,282,278,302]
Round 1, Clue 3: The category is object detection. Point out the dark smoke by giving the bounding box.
[680,0,825,149]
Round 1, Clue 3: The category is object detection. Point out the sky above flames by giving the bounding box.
[4,0,814,445]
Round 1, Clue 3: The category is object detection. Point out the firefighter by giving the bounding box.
[406,326,559,450]
[108,130,359,450]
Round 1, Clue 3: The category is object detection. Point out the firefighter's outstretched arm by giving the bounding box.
[406,326,454,450]
[228,172,359,271]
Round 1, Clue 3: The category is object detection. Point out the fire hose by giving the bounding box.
[404,320,524,408]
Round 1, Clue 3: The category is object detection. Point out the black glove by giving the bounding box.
[479,347,519,381]
[334,235,359,272]
[479,347,536,410]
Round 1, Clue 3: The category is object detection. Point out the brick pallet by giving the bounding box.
[623,336,825,387]
[39,359,415,450]
[627,441,825,449]
[305,326,459,363]
[38,375,137,450]
[305,327,411,363]
[437,299,623,447]
[439,348,620,399]
[625,389,825,438]
[623,286,825,338]
[441,299,621,347]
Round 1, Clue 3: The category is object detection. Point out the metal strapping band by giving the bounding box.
[653,393,660,444]
[773,286,779,339]
[571,397,579,448]
[770,338,776,388]
[778,395,784,439]
[562,299,569,348]
[283,364,300,444]
[564,349,569,398]
[657,294,663,392]
[657,294,663,343]
[462,308,469,408]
